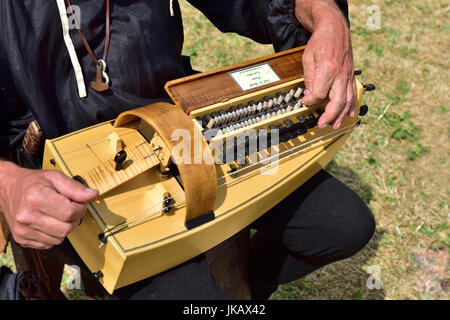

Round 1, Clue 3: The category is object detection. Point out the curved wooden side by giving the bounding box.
[114,102,217,222]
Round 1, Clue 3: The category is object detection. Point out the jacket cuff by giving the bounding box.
[267,0,311,52]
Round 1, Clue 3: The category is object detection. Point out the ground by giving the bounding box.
[1,0,448,300]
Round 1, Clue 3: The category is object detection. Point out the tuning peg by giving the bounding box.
[359,105,369,116]
[354,70,362,76]
[114,150,127,171]
[363,83,376,91]
[73,175,88,187]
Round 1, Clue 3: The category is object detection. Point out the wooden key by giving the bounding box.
[107,132,123,154]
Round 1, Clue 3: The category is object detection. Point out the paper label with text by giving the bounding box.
[229,63,280,91]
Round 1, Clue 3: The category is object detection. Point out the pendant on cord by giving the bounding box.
[90,59,110,92]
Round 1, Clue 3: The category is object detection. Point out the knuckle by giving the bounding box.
[62,209,76,222]
[16,209,32,225]
[312,91,327,101]
[17,239,29,247]
[46,170,65,185]
[13,226,26,240]
[325,60,338,75]
[57,224,72,238]
[24,188,42,206]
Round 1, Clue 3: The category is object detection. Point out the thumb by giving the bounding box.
[47,171,99,203]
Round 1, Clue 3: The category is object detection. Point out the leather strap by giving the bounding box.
[65,0,110,65]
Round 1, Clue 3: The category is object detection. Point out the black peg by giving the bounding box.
[93,271,103,280]
[196,116,206,129]
[295,124,307,136]
[359,105,369,117]
[286,120,295,126]
[114,150,127,171]
[284,120,297,139]
[278,125,289,142]
[363,83,376,91]
[305,115,317,129]
[73,175,88,187]
[202,114,211,129]
[354,70,362,76]
[164,196,173,213]
[297,115,307,125]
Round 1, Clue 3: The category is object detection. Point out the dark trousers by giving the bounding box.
[0,169,375,300]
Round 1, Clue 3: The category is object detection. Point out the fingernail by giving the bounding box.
[85,187,98,194]
[350,110,355,117]
[304,88,311,96]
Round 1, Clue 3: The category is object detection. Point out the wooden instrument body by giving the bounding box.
[42,47,365,293]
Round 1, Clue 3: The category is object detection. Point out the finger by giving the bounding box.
[15,223,65,249]
[301,59,336,107]
[15,206,78,241]
[46,171,99,203]
[302,50,315,94]
[17,239,53,250]
[37,185,87,222]
[348,78,357,117]
[317,76,347,129]
[30,212,78,240]
[331,78,355,129]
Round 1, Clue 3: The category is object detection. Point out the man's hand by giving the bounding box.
[295,0,356,130]
[0,161,98,250]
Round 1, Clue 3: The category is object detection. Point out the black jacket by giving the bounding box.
[0,0,348,155]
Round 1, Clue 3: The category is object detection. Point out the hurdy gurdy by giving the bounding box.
[42,46,374,293]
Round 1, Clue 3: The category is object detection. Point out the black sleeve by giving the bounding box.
[186,0,349,52]
[0,30,34,157]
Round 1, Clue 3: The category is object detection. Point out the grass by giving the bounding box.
[1,0,448,300]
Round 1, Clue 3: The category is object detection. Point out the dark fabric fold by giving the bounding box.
[267,0,311,52]
[0,266,23,300]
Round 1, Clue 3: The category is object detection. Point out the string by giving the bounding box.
[98,122,358,242]
[59,130,139,156]
[216,125,356,189]
[217,122,357,181]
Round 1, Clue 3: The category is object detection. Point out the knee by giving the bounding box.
[333,203,376,258]
[283,199,376,260]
